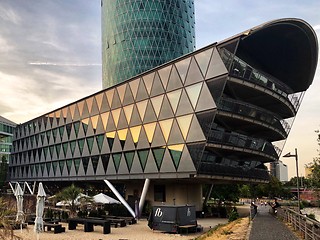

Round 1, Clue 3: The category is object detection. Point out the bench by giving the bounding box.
[178,224,197,234]
[43,222,65,234]
[68,218,111,234]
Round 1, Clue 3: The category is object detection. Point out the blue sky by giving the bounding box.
[0,0,319,178]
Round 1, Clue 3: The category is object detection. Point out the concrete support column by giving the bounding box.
[138,178,150,217]
[104,180,136,218]
[203,184,214,206]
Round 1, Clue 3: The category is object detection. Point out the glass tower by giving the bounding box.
[101,0,195,89]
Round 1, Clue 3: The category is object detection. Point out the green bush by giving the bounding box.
[306,213,316,221]
[227,208,239,222]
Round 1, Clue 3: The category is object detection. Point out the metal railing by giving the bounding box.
[218,98,290,135]
[278,207,320,240]
[207,129,279,159]
[219,48,303,112]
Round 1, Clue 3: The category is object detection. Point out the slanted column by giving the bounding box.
[203,184,214,206]
[104,180,136,218]
[138,178,150,218]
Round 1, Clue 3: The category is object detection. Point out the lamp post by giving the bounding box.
[283,148,300,212]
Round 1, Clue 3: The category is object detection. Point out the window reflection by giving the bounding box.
[117,129,128,141]
[158,65,172,89]
[167,89,182,113]
[77,101,85,116]
[130,126,141,143]
[175,57,191,83]
[151,95,164,117]
[95,93,104,111]
[159,119,173,142]
[117,84,126,104]
[106,89,115,107]
[69,104,76,120]
[129,79,139,99]
[91,115,99,131]
[176,114,193,140]
[144,122,156,143]
[195,48,213,76]
[111,109,121,128]
[185,82,202,109]
[136,100,148,121]
[86,97,94,113]
[100,112,109,130]
[123,104,134,124]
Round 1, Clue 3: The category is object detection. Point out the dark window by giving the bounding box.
[154,185,166,202]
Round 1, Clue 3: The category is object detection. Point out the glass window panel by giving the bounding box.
[78,139,85,155]
[123,104,134,123]
[168,144,184,170]
[46,162,51,175]
[167,65,183,91]
[167,89,182,113]
[142,72,155,95]
[124,151,135,171]
[81,118,89,134]
[158,65,172,89]
[86,136,94,154]
[70,140,76,155]
[62,142,68,157]
[69,104,76,120]
[175,57,191,83]
[152,147,166,170]
[74,158,81,174]
[62,107,68,119]
[130,126,141,143]
[185,82,202,109]
[111,109,121,128]
[151,95,164,118]
[59,160,65,174]
[52,161,57,175]
[91,115,99,131]
[86,97,94,113]
[129,78,140,99]
[159,119,173,142]
[137,149,149,171]
[176,114,193,140]
[96,134,104,152]
[112,153,122,172]
[144,122,156,143]
[100,112,110,130]
[117,129,128,141]
[101,154,110,172]
[117,84,126,104]
[195,48,213,76]
[106,89,114,108]
[106,131,116,149]
[95,92,104,110]
[66,159,72,174]
[82,157,89,174]
[55,144,62,157]
[73,122,80,137]
[136,100,148,120]
[91,156,99,174]
[77,101,85,116]
[49,146,54,159]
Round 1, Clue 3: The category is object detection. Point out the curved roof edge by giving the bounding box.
[219,18,318,92]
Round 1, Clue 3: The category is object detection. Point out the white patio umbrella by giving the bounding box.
[34,182,46,239]
[14,183,24,231]
[93,193,120,204]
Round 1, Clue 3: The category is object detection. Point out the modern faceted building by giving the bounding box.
[9,19,318,211]
[101,0,195,88]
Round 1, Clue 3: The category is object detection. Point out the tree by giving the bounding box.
[0,197,21,239]
[56,184,85,217]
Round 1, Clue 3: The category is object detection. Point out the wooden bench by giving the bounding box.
[178,224,197,234]
[43,222,65,234]
[68,218,111,234]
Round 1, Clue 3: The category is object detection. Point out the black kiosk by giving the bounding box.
[148,205,197,233]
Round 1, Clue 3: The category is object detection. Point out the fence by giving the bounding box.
[277,207,320,240]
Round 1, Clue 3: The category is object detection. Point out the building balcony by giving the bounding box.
[216,98,289,141]
[219,48,303,118]
[206,129,279,162]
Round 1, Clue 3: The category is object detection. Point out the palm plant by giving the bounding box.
[56,184,92,218]
[0,197,21,240]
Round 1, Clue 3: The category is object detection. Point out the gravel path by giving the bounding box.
[249,206,299,240]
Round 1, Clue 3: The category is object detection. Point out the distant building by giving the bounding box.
[305,164,313,178]
[275,160,288,182]
[101,0,196,88]
[9,19,318,212]
[0,116,16,164]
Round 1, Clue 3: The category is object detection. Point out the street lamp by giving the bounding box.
[283,148,300,212]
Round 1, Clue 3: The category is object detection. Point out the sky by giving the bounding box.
[0,0,320,179]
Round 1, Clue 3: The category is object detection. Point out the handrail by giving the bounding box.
[278,207,320,240]
[218,98,290,135]
[207,129,278,158]
[219,48,302,111]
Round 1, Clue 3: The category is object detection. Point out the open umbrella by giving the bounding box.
[93,193,120,204]
[34,182,46,239]
[14,183,24,231]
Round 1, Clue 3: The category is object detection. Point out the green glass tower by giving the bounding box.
[101,0,195,89]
